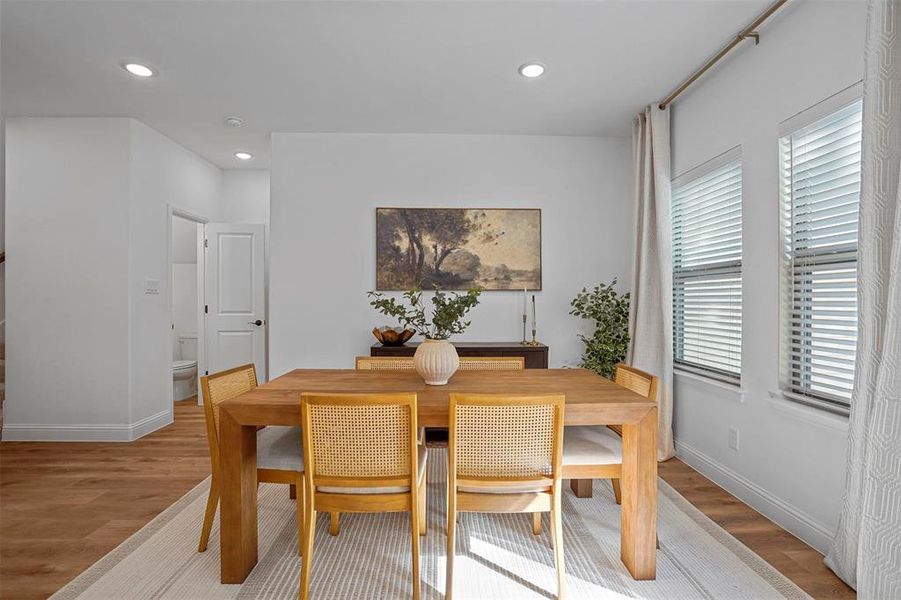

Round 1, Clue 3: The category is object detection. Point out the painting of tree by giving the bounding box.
[376,208,541,290]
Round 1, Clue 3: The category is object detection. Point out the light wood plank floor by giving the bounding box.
[0,400,854,600]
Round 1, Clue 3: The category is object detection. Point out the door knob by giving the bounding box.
[248,319,264,326]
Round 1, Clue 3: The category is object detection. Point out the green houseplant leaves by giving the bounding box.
[570,279,630,379]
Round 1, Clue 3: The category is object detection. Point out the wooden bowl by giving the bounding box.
[372,327,416,346]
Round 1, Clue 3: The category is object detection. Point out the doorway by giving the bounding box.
[167,208,268,414]
[169,209,206,407]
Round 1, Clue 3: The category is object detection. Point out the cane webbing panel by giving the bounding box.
[357,356,524,372]
[615,366,656,400]
[308,404,411,478]
[205,365,257,434]
[355,357,415,371]
[454,404,554,478]
[459,357,525,371]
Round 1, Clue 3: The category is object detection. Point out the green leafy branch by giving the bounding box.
[368,287,483,340]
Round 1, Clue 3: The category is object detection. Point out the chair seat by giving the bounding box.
[458,481,550,494]
[563,425,623,466]
[257,426,304,471]
[319,445,428,494]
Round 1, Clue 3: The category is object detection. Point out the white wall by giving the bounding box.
[171,216,198,354]
[221,170,269,225]
[269,133,632,377]
[5,118,133,432]
[171,215,199,264]
[5,117,223,439]
[1,1,6,346]
[670,0,866,553]
[128,120,222,426]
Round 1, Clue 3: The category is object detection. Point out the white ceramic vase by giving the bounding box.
[413,339,460,385]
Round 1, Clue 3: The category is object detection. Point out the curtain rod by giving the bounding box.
[657,0,791,110]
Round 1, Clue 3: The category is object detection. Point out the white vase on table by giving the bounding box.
[413,339,460,385]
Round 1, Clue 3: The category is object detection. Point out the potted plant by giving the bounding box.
[570,279,630,379]
[368,287,482,385]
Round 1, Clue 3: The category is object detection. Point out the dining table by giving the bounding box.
[217,368,658,583]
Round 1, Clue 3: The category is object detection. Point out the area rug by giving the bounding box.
[51,449,810,599]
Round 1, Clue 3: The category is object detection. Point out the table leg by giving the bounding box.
[570,479,593,498]
[219,409,259,583]
[620,407,657,580]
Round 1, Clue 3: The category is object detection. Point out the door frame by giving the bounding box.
[167,205,208,407]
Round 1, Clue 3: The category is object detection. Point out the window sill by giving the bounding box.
[674,369,746,403]
[767,390,850,431]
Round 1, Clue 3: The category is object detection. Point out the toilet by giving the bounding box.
[173,334,198,401]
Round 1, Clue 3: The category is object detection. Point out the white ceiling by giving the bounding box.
[2,0,770,169]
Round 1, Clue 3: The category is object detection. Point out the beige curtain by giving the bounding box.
[628,105,675,460]
[825,0,901,595]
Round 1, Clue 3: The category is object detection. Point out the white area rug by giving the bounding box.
[51,450,810,599]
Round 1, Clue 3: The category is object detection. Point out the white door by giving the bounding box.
[204,223,266,381]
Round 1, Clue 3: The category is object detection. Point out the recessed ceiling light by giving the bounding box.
[122,62,155,78]
[224,116,244,128]
[518,63,546,79]
[234,151,253,161]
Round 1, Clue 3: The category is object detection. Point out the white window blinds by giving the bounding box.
[780,99,862,408]
[672,157,742,381]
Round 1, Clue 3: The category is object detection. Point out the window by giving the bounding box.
[672,151,742,382]
[780,98,862,410]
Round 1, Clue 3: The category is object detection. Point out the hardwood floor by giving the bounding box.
[657,459,855,599]
[0,399,854,600]
[0,399,210,600]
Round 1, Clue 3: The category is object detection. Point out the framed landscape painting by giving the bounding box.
[376,208,541,290]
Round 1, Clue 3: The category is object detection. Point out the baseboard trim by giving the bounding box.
[675,439,836,554]
[1,409,173,442]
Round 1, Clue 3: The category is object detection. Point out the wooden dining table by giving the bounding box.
[217,368,658,583]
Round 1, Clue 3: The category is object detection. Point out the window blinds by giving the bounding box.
[672,159,742,380]
[781,99,862,407]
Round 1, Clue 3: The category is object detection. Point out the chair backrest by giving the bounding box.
[301,393,418,491]
[448,393,564,489]
[355,355,525,371]
[459,356,525,371]
[614,363,659,401]
[355,356,415,370]
[200,363,258,475]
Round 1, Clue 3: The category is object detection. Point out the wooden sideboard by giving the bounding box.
[371,341,549,369]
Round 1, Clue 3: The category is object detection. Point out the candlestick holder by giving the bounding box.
[521,315,529,345]
[526,328,540,346]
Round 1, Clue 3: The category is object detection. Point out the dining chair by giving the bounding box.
[354,356,415,370]
[446,393,566,600]
[340,356,422,538]
[299,392,426,600]
[460,356,525,370]
[354,355,525,371]
[562,363,659,504]
[198,364,305,555]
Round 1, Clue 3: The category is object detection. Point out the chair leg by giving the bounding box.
[290,484,297,500]
[532,512,542,535]
[551,491,566,599]
[411,489,421,600]
[296,477,304,557]
[418,470,427,536]
[611,479,622,505]
[329,512,340,536]
[198,478,219,552]
[299,489,316,600]
[446,489,456,599]
[570,478,593,498]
